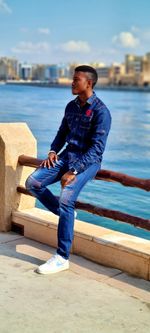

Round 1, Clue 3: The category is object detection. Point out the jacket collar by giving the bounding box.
[75,91,97,106]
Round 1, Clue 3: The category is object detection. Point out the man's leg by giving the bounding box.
[36,162,100,274]
[25,159,68,215]
[57,162,100,259]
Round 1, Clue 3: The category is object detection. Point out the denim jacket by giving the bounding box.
[50,92,111,173]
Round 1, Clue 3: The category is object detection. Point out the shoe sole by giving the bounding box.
[36,265,69,275]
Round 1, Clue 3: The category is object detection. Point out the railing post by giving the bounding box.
[0,123,37,231]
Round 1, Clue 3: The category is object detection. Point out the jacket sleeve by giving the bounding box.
[70,107,111,173]
[50,114,69,153]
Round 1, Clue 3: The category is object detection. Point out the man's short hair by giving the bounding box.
[75,65,98,88]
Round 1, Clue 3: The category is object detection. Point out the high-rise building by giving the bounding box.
[19,63,32,80]
[0,57,19,80]
[0,58,7,80]
[124,53,150,86]
[58,64,69,78]
[48,64,59,83]
[142,53,150,85]
[125,55,143,75]
[32,64,46,81]
[96,65,110,85]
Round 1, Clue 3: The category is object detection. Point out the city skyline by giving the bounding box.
[1,51,150,89]
[0,0,150,64]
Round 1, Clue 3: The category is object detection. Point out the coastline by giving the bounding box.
[3,80,150,92]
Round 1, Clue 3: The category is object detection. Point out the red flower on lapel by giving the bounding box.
[85,109,92,117]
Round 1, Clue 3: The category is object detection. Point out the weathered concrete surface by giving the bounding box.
[12,208,150,280]
[0,232,150,333]
[0,123,36,231]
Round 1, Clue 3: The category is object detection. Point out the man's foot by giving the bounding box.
[36,254,69,274]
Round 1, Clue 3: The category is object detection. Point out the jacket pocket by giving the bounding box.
[80,115,92,129]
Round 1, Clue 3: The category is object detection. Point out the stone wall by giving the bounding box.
[0,123,36,231]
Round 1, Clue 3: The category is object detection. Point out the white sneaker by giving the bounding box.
[36,254,69,275]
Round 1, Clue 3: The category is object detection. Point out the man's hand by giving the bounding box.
[40,152,58,169]
[61,171,76,188]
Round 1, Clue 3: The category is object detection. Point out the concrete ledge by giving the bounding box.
[12,207,150,280]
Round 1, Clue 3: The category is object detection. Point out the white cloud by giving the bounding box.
[60,40,91,53]
[11,41,50,54]
[38,28,50,35]
[0,0,12,14]
[112,32,139,48]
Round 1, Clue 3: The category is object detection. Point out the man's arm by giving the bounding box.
[40,111,69,169]
[50,114,69,153]
[69,107,111,173]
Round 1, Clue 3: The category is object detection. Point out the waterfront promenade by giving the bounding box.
[5,79,150,92]
[0,231,150,333]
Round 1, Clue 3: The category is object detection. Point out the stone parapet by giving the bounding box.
[0,123,36,231]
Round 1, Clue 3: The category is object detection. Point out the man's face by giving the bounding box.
[72,71,91,95]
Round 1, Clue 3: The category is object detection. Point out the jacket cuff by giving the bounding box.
[70,161,85,174]
[48,150,56,154]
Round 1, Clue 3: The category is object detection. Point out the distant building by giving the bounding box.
[125,54,143,75]
[120,53,150,86]
[32,63,70,83]
[19,63,32,80]
[48,65,59,83]
[0,57,19,80]
[32,64,46,81]
[109,63,125,85]
[119,54,142,85]
[0,58,7,80]
[96,65,110,85]
[68,63,80,79]
[44,65,50,81]
[141,53,150,86]
[58,64,69,78]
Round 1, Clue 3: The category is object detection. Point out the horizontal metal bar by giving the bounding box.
[18,155,150,191]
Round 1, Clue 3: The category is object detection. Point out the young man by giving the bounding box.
[25,65,111,274]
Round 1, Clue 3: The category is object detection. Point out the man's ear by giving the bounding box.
[87,79,93,89]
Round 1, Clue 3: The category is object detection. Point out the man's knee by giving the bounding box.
[59,187,75,207]
[25,175,41,191]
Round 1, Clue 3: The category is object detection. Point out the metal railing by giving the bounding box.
[17,154,150,231]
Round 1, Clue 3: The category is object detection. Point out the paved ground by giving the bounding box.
[0,231,150,333]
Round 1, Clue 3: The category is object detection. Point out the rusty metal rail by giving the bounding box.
[18,155,150,191]
[17,154,150,231]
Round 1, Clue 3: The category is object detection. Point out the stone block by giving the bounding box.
[0,123,37,231]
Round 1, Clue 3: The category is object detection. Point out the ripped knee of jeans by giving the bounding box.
[25,175,42,191]
[59,188,75,207]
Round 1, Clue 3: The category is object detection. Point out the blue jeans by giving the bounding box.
[25,158,100,259]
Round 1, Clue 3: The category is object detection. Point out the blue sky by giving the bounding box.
[0,0,150,64]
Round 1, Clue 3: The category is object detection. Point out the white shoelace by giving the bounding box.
[47,255,58,264]
[47,254,66,264]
